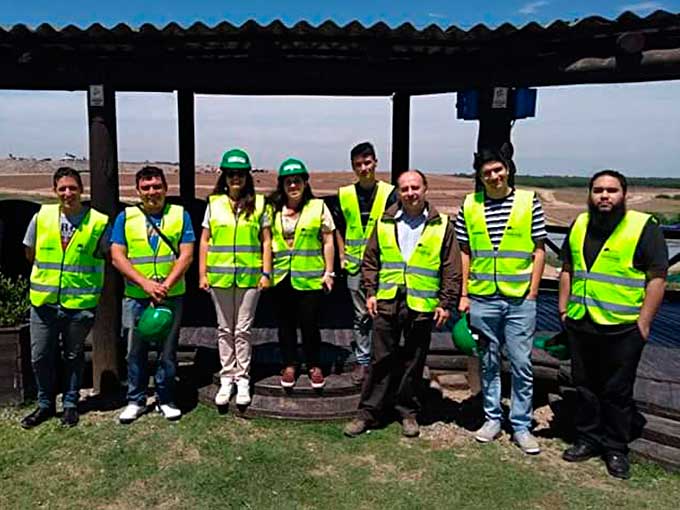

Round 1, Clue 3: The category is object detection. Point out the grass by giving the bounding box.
[1,404,679,510]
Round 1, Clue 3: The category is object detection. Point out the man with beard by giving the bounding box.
[559,170,668,479]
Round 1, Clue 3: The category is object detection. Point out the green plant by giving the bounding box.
[0,273,29,327]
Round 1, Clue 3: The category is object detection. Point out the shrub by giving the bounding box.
[0,273,30,327]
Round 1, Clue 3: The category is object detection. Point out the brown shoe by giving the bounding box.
[309,367,326,389]
[402,417,420,438]
[344,418,370,437]
[351,365,369,385]
[280,366,296,388]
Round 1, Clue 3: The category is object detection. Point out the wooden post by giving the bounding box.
[177,90,196,203]
[87,84,121,394]
[391,92,411,184]
[476,87,513,151]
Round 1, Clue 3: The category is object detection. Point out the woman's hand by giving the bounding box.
[199,274,210,291]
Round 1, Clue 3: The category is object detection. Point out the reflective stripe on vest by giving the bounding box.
[339,181,394,275]
[375,212,448,312]
[207,194,266,288]
[124,204,186,298]
[466,189,535,297]
[567,210,649,325]
[29,204,108,309]
[271,199,325,291]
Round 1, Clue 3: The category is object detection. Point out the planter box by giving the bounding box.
[0,324,33,405]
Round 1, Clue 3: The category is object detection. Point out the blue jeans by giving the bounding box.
[469,295,536,433]
[122,297,183,406]
[30,305,95,410]
[348,273,372,366]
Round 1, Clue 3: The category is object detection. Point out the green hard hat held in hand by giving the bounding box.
[135,303,175,342]
[452,311,479,356]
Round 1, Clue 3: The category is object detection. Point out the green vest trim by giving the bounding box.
[206,194,266,288]
[567,210,649,325]
[124,204,186,298]
[271,198,325,291]
[339,181,394,274]
[30,204,108,309]
[466,189,536,297]
[375,212,448,312]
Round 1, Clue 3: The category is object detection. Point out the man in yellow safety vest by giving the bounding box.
[559,170,668,479]
[344,170,461,438]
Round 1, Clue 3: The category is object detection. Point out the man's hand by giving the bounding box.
[257,275,271,290]
[198,274,210,291]
[458,296,470,313]
[339,257,347,270]
[322,274,334,293]
[141,279,167,304]
[637,318,651,341]
[433,307,451,329]
[526,292,538,301]
[366,296,378,318]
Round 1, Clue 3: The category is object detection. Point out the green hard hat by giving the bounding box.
[135,303,175,342]
[278,158,308,178]
[452,312,478,356]
[220,148,252,171]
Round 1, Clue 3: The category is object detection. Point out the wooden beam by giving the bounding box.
[177,90,196,202]
[87,84,122,394]
[390,92,411,184]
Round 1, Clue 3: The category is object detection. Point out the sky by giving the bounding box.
[1,1,680,176]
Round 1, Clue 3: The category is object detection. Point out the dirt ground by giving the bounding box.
[1,159,678,226]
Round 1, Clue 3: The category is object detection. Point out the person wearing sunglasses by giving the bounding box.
[199,149,272,407]
[268,158,335,389]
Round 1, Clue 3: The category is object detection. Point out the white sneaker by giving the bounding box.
[157,403,182,421]
[474,420,502,443]
[119,403,145,424]
[235,378,251,406]
[513,430,541,455]
[214,377,234,406]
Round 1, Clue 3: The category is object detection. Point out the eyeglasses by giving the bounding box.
[284,176,304,186]
[226,170,246,178]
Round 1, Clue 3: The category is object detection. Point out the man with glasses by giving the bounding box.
[111,166,195,423]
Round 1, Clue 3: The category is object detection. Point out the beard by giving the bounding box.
[587,199,626,234]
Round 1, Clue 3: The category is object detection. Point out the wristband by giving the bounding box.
[324,271,336,278]
[261,271,271,279]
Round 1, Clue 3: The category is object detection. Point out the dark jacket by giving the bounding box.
[361,201,462,311]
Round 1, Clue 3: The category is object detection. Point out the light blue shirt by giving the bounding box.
[394,207,428,262]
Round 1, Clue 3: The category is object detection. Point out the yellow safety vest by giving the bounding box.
[567,210,650,325]
[375,212,448,312]
[271,198,325,291]
[30,204,108,309]
[207,194,266,288]
[466,190,535,297]
[124,204,186,298]
[339,181,394,275]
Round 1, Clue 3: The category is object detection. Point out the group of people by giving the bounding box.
[18,141,668,480]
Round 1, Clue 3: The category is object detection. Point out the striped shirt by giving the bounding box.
[454,190,547,249]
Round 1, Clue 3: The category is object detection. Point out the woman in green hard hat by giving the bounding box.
[269,158,335,389]
[199,148,273,407]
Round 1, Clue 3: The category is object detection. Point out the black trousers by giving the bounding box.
[274,276,323,368]
[567,324,645,454]
[358,291,433,422]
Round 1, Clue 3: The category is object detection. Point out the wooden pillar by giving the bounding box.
[87,84,121,394]
[177,90,196,203]
[476,87,513,152]
[391,93,411,184]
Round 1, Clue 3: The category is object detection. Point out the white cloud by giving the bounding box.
[518,1,549,15]
[620,2,664,14]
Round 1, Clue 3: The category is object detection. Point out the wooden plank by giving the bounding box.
[630,437,680,472]
[87,84,122,394]
[641,413,680,449]
[390,92,410,184]
[177,89,196,203]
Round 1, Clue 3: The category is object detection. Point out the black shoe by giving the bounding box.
[61,407,79,428]
[562,442,601,462]
[604,452,631,480]
[20,407,55,429]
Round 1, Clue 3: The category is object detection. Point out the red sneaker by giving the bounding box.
[280,366,296,388]
[309,367,326,389]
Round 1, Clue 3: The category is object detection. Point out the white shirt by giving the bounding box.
[394,207,428,262]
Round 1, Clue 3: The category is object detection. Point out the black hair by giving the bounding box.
[472,142,516,192]
[135,166,167,189]
[53,167,83,191]
[211,169,257,217]
[350,142,376,162]
[267,174,315,212]
[589,169,628,194]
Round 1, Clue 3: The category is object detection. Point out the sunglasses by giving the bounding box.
[225,170,246,178]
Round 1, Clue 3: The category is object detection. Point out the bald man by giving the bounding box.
[344,170,462,438]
